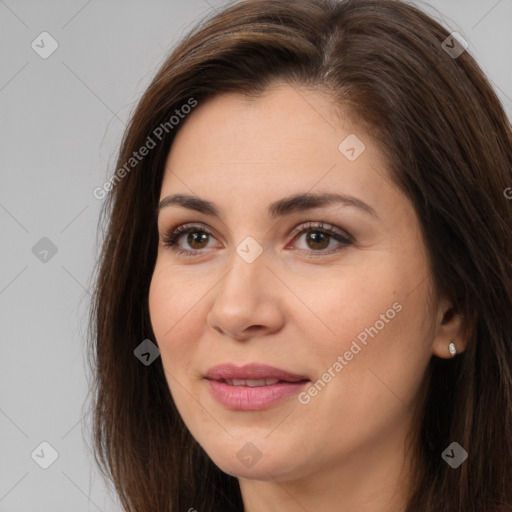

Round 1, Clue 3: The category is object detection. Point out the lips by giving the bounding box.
[204,363,310,410]
[204,363,309,385]
[223,378,280,387]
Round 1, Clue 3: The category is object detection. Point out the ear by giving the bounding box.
[431,295,468,359]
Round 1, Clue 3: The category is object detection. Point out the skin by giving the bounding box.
[148,82,465,512]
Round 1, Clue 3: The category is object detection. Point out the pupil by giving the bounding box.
[308,232,329,249]
[188,232,208,248]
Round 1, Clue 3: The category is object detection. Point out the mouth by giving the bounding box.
[204,362,310,383]
[219,377,307,387]
[204,363,310,410]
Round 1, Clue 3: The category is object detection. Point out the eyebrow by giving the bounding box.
[157,191,378,220]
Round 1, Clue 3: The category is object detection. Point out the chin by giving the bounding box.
[200,436,307,482]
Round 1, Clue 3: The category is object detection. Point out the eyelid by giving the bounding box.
[161,220,353,255]
[159,223,213,258]
[160,221,214,244]
[288,221,353,243]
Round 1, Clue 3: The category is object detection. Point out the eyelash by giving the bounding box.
[160,221,353,257]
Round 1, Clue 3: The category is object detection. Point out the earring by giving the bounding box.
[448,341,457,357]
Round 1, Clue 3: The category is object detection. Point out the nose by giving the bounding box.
[206,246,286,341]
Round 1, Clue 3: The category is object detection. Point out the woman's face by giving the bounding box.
[149,82,448,485]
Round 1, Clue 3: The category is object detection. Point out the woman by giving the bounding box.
[88,0,512,511]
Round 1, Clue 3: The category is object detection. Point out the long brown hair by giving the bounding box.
[87,0,512,510]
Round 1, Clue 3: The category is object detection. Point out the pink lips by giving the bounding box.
[204,363,310,410]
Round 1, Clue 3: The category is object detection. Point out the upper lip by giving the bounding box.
[205,363,310,382]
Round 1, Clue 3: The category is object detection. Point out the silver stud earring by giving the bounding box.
[448,341,457,357]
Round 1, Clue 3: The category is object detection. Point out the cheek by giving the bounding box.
[148,266,209,428]
[148,263,205,372]
[318,276,433,421]
[296,254,433,394]
[292,265,401,360]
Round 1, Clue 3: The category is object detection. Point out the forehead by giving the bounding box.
[171,86,340,160]
[167,84,369,174]
[160,83,394,218]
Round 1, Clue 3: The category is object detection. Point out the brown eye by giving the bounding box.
[304,232,331,250]
[163,224,218,255]
[288,222,353,255]
[186,232,210,249]
[163,221,352,257]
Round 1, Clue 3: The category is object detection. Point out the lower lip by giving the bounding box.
[206,379,309,410]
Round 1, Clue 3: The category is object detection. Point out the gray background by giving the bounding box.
[1,0,511,510]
